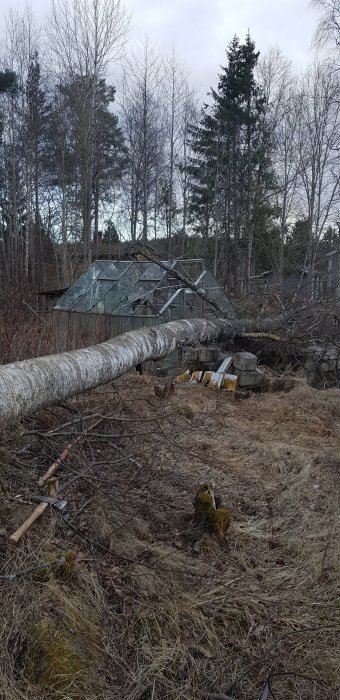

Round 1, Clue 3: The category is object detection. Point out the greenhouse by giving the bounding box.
[54,258,235,321]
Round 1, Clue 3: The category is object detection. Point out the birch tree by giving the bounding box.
[295,61,340,296]
[1,7,40,285]
[120,39,165,243]
[162,51,192,253]
[257,49,300,288]
[311,0,340,49]
[48,0,129,263]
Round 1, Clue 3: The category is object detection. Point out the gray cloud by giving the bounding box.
[125,0,316,92]
[0,0,317,93]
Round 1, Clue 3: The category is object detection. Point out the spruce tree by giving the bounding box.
[189,34,276,293]
[0,70,17,96]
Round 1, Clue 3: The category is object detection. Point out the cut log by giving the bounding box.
[0,314,290,423]
[0,318,247,422]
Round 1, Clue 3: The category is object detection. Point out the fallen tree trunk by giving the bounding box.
[0,317,253,423]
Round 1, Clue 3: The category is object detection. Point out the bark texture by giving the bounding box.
[0,317,250,422]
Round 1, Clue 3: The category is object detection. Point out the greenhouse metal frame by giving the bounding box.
[55,259,235,321]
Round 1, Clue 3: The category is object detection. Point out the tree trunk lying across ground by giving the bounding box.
[0,306,313,423]
[0,317,260,423]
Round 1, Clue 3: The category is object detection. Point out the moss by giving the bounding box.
[33,552,77,583]
[194,491,215,525]
[196,492,214,507]
[25,597,101,698]
[53,551,77,581]
[26,620,86,696]
[208,508,232,540]
[194,484,231,541]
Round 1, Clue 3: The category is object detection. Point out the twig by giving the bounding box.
[37,416,103,486]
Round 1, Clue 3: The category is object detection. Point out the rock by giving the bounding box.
[233,351,257,371]
[235,368,264,387]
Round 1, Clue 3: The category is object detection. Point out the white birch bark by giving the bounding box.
[0,318,246,422]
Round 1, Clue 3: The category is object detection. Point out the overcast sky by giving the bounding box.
[0,0,318,93]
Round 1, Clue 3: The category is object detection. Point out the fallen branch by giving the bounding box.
[132,245,234,319]
[37,416,103,485]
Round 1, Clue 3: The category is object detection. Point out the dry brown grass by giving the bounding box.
[0,376,339,699]
[0,307,61,363]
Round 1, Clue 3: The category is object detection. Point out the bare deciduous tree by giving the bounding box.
[258,49,300,289]
[311,0,340,49]
[295,61,340,297]
[48,0,129,262]
[120,39,165,243]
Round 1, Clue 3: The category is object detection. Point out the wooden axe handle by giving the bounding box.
[9,501,49,546]
[9,480,58,546]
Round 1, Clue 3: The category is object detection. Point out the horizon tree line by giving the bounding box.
[0,0,339,300]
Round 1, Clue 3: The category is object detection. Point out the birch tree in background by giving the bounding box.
[257,49,299,288]
[120,39,165,243]
[311,0,340,49]
[162,51,191,254]
[1,7,40,286]
[47,0,129,263]
[295,61,340,297]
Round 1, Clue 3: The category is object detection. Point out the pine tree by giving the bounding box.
[44,76,126,272]
[0,70,17,96]
[189,34,276,293]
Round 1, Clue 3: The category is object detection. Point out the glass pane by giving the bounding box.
[175,259,203,282]
[114,281,156,314]
[139,261,168,281]
[55,263,100,310]
[73,280,115,312]
[96,260,132,280]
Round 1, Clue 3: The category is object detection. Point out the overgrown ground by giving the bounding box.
[0,375,339,699]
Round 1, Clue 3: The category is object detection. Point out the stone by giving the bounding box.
[183,346,219,364]
[235,368,264,387]
[233,351,257,371]
[208,371,224,389]
[189,370,203,383]
[184,347,199,362]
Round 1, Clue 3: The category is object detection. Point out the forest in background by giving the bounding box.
[0,0,340,300]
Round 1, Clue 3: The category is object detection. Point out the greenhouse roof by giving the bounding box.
[54,259,235,320]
